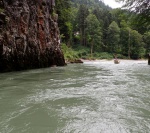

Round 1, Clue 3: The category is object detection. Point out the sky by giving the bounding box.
[102,0,123,8]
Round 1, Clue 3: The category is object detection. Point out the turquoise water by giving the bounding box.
[0,60,150,133]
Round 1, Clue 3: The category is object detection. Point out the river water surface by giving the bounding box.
[0,60,150,133]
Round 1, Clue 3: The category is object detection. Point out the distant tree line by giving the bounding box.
[55,0,150,59]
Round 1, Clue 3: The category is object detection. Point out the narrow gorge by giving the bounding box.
[0,0,66,72]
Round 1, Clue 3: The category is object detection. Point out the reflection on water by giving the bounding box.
[0,60,150,133]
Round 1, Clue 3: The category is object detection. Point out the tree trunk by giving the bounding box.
[91,40,94,58]
[128,29,131,59]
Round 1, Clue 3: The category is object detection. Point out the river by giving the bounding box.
[0,60,150,133]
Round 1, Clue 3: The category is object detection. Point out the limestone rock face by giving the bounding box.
[0,0,66,72]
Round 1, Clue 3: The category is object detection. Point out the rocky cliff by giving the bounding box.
[0,0,66,72]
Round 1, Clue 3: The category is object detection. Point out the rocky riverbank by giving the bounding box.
[0,0,66,72]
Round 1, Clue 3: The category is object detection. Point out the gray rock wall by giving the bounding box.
[0,0,66,72]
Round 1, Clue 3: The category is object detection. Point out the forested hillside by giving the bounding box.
[55,0,150,61]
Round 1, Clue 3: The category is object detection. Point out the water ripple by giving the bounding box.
[0,60,150,133]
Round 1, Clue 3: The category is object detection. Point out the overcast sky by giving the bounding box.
[102,0,123,8]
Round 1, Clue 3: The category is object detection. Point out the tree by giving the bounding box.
[106,21,120,53]
[77,4,89,46]
[120,27,130,57]
[143,32,150,54]
[129,30,145,59]
[116,0,150,24]
[85,14,103,56]
[55,0,72,44]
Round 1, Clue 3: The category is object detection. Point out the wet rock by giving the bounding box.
[0,0,66,72]
[70,59,83,64]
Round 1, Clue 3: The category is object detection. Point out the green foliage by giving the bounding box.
[56,0,149,60]
[93,52,113,59]
[72,45,90,58]
[143,32,150,54]
[114,54,127,59]
[120,27,130,56]
[61,43,79,61]
[62,44,114,60]
[107,21,120,53]
[55,0,73,44]
[129,30,144,59]
[85,14,103,51]
[116,0,150,25]
[76,4,89,46]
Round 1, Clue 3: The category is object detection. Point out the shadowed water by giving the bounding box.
[0,60,150,133]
